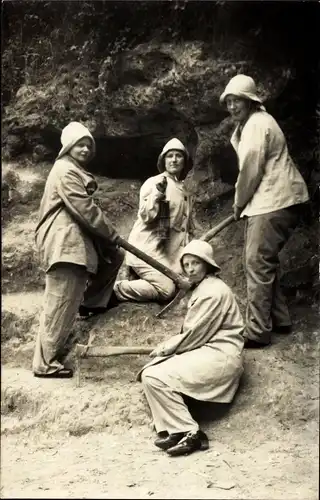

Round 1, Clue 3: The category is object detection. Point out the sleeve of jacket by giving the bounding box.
[159,292,227,356]
[138,177,165,224]
[234,118,269,209]
[56,166,120,244]
[174,295,226,354]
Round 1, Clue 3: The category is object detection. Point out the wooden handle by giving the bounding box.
[76,344,153,358]
[118,237,190,289]
[156,288,187,318]
[200,214,235,242]
[117,217,235,287]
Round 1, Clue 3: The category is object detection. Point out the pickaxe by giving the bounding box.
[74,214,236,385]
[74,236,191,385]
[155,213,236,317]
[76,215,235,378]
[116,214,236,318]
[74,344,153,386]
[117,237,191,294]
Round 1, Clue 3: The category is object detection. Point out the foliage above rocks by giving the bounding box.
[2,0,318,184]
[2,39,291,171]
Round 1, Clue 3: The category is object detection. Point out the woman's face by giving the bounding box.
[182,254,208,285]
[225,95,253,124]
[69,137,93,164]
[164,150,185,178]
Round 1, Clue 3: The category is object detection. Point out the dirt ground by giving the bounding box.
[1,163,319,499]
[1,423,318,499]
[1,294,319,499]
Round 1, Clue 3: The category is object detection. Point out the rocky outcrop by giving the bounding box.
[3,41,292,184]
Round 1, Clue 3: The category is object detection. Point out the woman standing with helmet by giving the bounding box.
[220,74,309,348]
[114,138,196,303]
[138,240,244,456]
[33,121,123,378]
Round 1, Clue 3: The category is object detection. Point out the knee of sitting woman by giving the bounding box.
[155,280,176,301]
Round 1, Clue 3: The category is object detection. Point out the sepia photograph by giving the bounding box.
[1,0,319,498]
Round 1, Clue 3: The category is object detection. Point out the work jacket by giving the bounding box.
[127,171,195,273]
[35,155,118,274]
[231,110,309,217]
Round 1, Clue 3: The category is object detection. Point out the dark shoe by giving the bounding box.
[156,430,169,438]
[106,290,119,310]
[155,430,209,451]
[244,338,270,349]
[166,431,203,457]
[154,432,185,451]
[34,368,73,379]
[198,429,209,450]
[79,292,119,319]
[78,305,107,319]
[273,325,292,334]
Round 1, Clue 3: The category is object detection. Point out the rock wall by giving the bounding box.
[2,1,318,187]
[3,40,291,181]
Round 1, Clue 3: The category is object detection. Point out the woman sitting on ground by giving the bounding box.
[114,137,196,303]
[138,240,245,456]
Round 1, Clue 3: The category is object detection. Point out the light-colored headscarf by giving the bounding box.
[57,121,96,160]
[180,239,221,273]
[219,74,265,110]
[157,137,193,180]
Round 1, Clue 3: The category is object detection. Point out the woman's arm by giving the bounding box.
[235,120,269,210]
[151,293,228,357]
[175,295,226,353]
[56,166,120,244]
[138,177,166,224]
[149,333,184,358]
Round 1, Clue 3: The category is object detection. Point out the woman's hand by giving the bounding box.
[149,333,183,358]
[149,339,171,357]
[149,346,167,358]
[233,204,243,221]
[149,341,172,358]
[155,176,167,196]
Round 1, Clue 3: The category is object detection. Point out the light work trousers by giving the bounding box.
[141,366,199,434]
[33,248,124,375]
[114,260,176,302]
[244,205,300,344]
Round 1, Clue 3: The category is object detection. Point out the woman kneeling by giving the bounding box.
[138,240,244,456]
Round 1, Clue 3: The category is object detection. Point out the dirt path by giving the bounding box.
[1,419,318,499]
